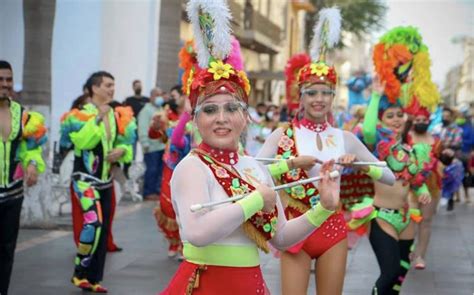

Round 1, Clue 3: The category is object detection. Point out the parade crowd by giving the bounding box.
[0,1,473,295]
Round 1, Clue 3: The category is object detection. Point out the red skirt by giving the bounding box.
[154,166,180,246]
[160,260,270,295]
[286,212,347,259]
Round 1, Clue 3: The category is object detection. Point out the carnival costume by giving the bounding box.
[152,108,195,256]
[60,103,136,290]
[153,37,245,257]
[348,26,440,295]
[160,1,339,294]
[258,8,394,261]
[0,98,47,294]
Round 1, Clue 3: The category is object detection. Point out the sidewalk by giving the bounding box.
[9,201,474,295]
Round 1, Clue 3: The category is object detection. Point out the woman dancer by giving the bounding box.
[257,8,395,295]
[349,26,440,294]
[406,101,443,270]
[160,1,341,294]
[151,95,196,258]
[153,36,252,258]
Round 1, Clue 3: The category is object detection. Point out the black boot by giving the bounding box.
[447,198,454,211]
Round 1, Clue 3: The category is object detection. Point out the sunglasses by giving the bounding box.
[195,101,247,116]
[301,89,335,98]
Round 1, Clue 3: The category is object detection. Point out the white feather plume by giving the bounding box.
[310,7,342,62]
[186,0,233,68]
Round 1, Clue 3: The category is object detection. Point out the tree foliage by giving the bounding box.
[304,0,387,48]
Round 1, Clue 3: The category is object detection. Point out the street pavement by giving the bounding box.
[9,200,474,295]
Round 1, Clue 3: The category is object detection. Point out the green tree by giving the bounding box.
[304,0,387,48]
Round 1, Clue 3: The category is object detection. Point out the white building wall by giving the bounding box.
[0,0,25,90]
[101,0,160,103]
[50,0,160,145]
[51,0,104,147]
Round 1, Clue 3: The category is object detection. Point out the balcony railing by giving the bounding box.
[229,0,282,45]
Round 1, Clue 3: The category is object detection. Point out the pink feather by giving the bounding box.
[224,36,244,71]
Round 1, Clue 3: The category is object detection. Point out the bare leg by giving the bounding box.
[281,250,312,295]
[414,195,440,260]
[464,186,471,203]
[314,239,348,295]
[400,220,415,241]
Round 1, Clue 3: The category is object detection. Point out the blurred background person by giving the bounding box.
[138,87,166,201]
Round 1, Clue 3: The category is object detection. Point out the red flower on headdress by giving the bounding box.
[188,63,250,109]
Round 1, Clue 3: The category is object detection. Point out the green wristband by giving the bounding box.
[237,191,264,220]
[304,202,335,228]
[366,166,383,180]
[268,160,290,178]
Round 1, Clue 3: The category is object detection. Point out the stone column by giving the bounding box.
[21,0,56,226]
[156,0,181,91]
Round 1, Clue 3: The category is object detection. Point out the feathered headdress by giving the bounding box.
[179,40,199,95]
[285,53,311,112]
[373,26,440,112]
[185,0,250,109]
[296,7,341,88]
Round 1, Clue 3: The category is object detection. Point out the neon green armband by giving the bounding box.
[237,191,264,220]
[413,184,429,197]
[365,166,383,180]
[267,160,289,178]
[304,201,335,227]
[70,119,103,150]
[20,146,46,174]
[115,144,133,164]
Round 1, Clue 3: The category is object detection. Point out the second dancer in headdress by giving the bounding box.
[348,26,440,294]
[257,7,395,295]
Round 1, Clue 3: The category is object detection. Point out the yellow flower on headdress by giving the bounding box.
[310,62,329,76]
[208,60,235,80]
[238,70,251,95]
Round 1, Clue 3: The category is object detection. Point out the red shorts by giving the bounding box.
[160,260,270,295]
[286,212,347,259]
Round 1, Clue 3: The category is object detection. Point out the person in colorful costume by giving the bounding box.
[406,100,443,269]
[0,60,47,295]
[151,91,197,258]
[151,40,201,258]
[257,8,395,295]
[348,26,439,294]
[64,94,123,253]
[160,1,341,294]
[60,71,136,293]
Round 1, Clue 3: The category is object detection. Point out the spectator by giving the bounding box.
[163,85,182,122]
[457,105,474,203]
[124,79,149,118]
[138,87,166,200]
[432,107,463,151]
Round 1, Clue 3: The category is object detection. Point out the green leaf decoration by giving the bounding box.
[306,188,316,196]
[263,223,272,232]
[203,155,214,163]
[232,178,240,188]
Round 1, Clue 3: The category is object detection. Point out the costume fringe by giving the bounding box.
[242,222,270,253]
[154,205,180,245]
